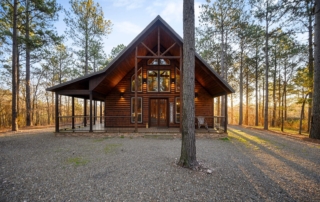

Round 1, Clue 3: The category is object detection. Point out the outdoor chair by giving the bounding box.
[197,116,208,130]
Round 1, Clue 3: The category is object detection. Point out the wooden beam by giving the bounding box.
[161,42,176,56]
[179,46,183,133]
[135,47,138,132]
[55,92,59,133]
[57,90,90,95]
[94,101,96,125]
[89,91,93,132]
[84,98,87,126]
[136,56,180,59]
[100,101,102,124]
[72,96,75,129]
[158,26,160,55]
[224,94,228,133]
[141,42,157,56]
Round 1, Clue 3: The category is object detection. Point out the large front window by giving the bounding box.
[147,70,170,92]
[131,97,142,123]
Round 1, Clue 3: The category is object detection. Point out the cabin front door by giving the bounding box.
[150,98,168,127]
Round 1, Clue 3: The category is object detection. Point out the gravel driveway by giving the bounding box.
[1,126,320,201]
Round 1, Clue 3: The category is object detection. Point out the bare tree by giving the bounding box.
[179,0,198,169]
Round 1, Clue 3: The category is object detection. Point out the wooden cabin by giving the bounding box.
[47,16,234,133]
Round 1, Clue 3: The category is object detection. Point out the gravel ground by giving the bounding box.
[0,125,320,201]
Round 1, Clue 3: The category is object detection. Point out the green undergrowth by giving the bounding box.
[104,144,122,153]
[66,157,89,166]
[219,137,230,141]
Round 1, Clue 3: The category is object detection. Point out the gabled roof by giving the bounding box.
[47,15,234,99]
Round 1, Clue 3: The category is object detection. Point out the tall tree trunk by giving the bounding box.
[310,0,320,139]
[245,65,249,125]
[12,0,18,131]
[255,40,259,126]
[179,0,198,169]
[264,4,269,130]
[17,46,20,117]
[25,0,32,126]
[278,68,281,125]
[299,94,308,134]
[85,28,89,75]
[281,82,285,132]
[239,41,243,125]
[271,49,276,127]
[307,1,314,133]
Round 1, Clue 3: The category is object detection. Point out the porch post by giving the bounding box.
[213,96,214,128]
[89,91,93,132]
[55,92,59,133]
[134,47,138,132]
[100,101,102,124]
[104,100,106,128]
[94,101,96,125]
[179,46,183,132]
[84,99,87,126]
[72,96,75,129]
[224,94,228,133]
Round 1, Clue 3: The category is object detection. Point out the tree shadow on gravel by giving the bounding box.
[228,128,320,200]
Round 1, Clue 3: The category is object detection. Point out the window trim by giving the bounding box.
[131,97,143,123]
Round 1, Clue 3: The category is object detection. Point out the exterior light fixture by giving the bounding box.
[195,93,198,98]
[120,92,124,98]
[143,78,147,84]
[171,78,175,84]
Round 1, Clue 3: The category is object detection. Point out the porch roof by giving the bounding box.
[46,16,235,100]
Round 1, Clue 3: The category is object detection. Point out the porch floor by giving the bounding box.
[57,123,226,138]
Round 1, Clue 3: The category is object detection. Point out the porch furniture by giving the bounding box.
[197,116,208,130]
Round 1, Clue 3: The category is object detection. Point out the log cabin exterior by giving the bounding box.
[47,16,234,133]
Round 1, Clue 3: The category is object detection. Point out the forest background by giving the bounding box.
[0,0,315,136]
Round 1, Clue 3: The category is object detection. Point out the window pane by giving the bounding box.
[159,70,170,92]
[131,97,142,123]
[147,59,158,65]
[176,97,180,123]
[159,59,170,65]
[148,70,158,92]
[176,68,180,92]
[131,68,142,92]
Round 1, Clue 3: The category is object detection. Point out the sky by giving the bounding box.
[55,0,208,55]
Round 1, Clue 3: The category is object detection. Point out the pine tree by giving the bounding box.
[179,0,198,169]
[64,0,112,75]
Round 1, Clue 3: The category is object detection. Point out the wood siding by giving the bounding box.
[105,60,213,128]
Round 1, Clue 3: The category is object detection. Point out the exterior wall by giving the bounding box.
[105,60,213,128]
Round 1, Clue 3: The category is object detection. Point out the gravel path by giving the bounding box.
[0,126,320,201]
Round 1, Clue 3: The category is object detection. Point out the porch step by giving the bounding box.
[143,133,176,139]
